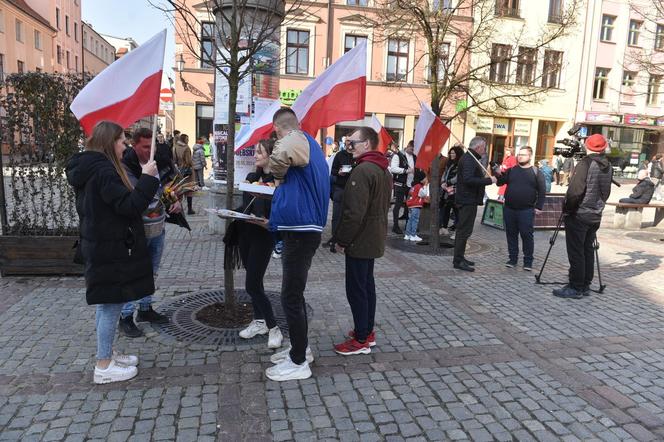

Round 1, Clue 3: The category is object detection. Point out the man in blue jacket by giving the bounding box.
[265,108,330,381]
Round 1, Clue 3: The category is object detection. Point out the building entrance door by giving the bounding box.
[492,136,507,163]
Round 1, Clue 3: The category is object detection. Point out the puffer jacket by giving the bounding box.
[564,154,613,224]
[192,144,206,171]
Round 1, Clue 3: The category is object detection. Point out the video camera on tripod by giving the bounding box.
[553,124,586,159]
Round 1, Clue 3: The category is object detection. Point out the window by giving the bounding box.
[433,0,454,12]
[432,42,451,83]
[0,9,4,33]
[347,0,368,5]
[622,71,636,88]
[548,0,563,23]
[386,38,409,82]
[0,54,4,82]
[515,47,536,86]
[66,51,70,69]
[656,25,664,50]
[34,30,41,49]
[489,43,511,83]
[286,29,310,75]
[622,71,636,102]
[35,67,42,72]
[600,15,615,42]
[65,15,69,36]
[495,0,520,18]
[384,115,405,147]
[541,50,562,88]
[56,7,60,29]
[344,34,367,54]
[200,21,215,69]
[74,22,78,42]
[17,60,24,73]
[57,45,62,64]
[83,31,87,48]
[593,68,609,100]
[75,55,78,72]
[647,75,661,105]
[628,20,642,46]
[15,19,22,42]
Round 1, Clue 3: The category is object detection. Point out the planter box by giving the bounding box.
[0,235,83,276]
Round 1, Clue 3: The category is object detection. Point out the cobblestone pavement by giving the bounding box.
[2,193,664,441]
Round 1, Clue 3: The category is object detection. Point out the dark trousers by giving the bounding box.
[503,206,535,266]
[564,215,600,290]
[281,231,321,364]
[238,223,276,329]
[345,255,376,342]
[453,205,477,264]
[392,185,409,226]
[331,186,345,240]
[440,196,458,228]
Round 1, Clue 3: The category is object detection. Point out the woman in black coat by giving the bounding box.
[66,121,159,385]
[439,144,464,235]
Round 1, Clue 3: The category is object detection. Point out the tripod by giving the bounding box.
[535,211,606,294]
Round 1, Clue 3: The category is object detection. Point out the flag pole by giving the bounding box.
[149,115,158,161]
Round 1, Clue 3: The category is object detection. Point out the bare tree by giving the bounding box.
[626,0,664,77]
[365,0,581,250]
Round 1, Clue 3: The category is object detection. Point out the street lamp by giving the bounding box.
[176,53,185,73]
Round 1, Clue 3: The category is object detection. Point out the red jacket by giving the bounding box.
[498,154,518,196]
[406,183,425,208]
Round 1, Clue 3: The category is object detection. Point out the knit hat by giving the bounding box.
[585,134,607,152]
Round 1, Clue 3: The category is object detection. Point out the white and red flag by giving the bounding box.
[413,103,451,170]
[235,99,282,152]
[70,29,166,135]
[369,114,392,154]
[292,40,367,137]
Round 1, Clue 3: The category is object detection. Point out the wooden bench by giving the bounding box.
[606,202,664,229]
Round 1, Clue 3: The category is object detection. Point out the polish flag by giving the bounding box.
[235,99,282,152]
[369,114,392,154]
[71,29,166,135]
[413,103,451,170]
[292,40,366,137]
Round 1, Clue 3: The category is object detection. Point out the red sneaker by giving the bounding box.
[348,330,376,347]
[334,338,371,355]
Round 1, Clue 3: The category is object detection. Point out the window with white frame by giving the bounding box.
[656,25,664,50]
[57,45,62,64]
[515,46,536,86]
[286,29,310,75]
[34,30,41,50]
[628,20,642,46]
[386,38,409,82]
[622,71,636,102]
[432,0,454,13]
[541,50,562,88]
[347,0,368,6]
[66,15,70,36]
[74,22,78,42]
[15,19,23,42]
[489,43,511,83]
[384,115,405,147]
[0,9,4,33]
[600,15,615,42]
[56,7,60,29]
[593,68,609,100]
[434,42,451,83]
[548,0,563,24]
[17,60,24,73]
[495,0,520,18]
[647,75,661,105]
[344,34,367,53]
[200,22,215,69]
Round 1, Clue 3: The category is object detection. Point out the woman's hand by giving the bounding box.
[141,160,158,177]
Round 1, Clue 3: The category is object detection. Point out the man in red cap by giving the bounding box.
[553,133,613,299]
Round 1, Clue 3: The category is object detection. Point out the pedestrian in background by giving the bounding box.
[497,147,517,201]
[440,144,463,237]
[560,156,574,186]
[453,136,496,272]
[404,169,427,242]
[192,137,207,188]
[173,133,196,214]
[496,146,546,271]
[333,127,391,355]
[389,141,416,234]
[538,159,554,193]
[327,141,355,251]
[66,121,159,384]
[619,169,655,204]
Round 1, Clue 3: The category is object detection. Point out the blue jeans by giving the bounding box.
[503,206,534,266]
[405,207,421,237]
[121,229,165,318]
[96,303,124,359]
[345,255,376,342]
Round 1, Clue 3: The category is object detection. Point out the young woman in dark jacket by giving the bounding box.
[66,121,160,384]
[439,144,464,235]
[225,138,283,349]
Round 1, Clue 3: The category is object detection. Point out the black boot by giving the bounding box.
[187,196,195,215]
[136,306,169,324]
[392,224,403,235]
[118,315,144,338]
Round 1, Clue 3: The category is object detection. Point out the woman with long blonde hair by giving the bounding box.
[66,121,160,384]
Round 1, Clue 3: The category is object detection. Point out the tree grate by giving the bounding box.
[154,289,313,346]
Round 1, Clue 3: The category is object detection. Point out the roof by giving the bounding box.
[4,0,57,32]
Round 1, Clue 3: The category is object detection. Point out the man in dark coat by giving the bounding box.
[118,128,182,337]
[554,134,613,299]
[619,169,655,204]
[326,143,355,251]
[334,127,392,355]
[453,136,496,271]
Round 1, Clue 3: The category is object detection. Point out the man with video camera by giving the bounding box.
[553,134,613,299]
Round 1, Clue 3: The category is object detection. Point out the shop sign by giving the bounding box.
[584,112,620,124]
[493,118,510,135]
[624,114,655,126]
[630,152,639,165]
[513,119,531,136]
[476,116,494,133]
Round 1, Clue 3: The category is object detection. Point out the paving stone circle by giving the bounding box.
[154,289,312,345]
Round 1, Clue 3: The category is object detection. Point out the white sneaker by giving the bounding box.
[439,227,449,235]
[239,320,269,339]
[270,346,314,364]
[271,251,281,259]
[267,326,283,349]
[411,235,423,242]
[404,235,412,241]
[93,360,138,384]
[265,356,312,381]
[112,351,138,367]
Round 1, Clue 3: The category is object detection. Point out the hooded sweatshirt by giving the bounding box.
[564,153,613,224]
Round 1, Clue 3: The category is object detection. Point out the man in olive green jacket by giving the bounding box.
[333,127,392,356]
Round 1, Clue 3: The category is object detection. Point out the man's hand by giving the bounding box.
[407,167,414,174]
[490,176,498,185]
[334,244,345,254]
[247,218,269,229]
[534,208,543,215]
[168,201,182,214]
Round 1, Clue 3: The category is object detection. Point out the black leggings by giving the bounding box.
[238,223,276,328]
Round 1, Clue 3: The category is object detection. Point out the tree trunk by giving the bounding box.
[429,155,440,253]
[223,70,240,312]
